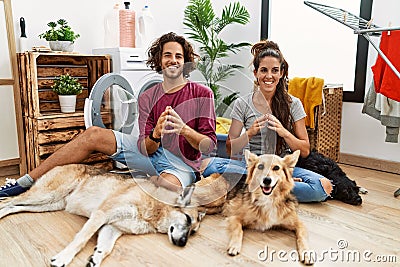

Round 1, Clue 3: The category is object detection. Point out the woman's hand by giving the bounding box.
[266,114,290,138]
[247,115,269,139]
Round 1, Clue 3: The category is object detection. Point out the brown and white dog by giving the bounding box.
[0,164,214,267]
[221,150,313,265]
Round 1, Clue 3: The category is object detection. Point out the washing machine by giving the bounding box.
[87,47,163,133]
[84,48,163,170]
[93,47,161,95]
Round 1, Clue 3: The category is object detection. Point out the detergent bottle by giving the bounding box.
[137,5,156,49]
[104,3,120,47]
[119,1,136,47]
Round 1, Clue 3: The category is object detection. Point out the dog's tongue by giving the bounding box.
[262,186,272,194]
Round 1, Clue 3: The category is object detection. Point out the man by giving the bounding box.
[137,32,217,191]
[0,32,217,197]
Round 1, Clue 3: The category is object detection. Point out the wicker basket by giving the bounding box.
[307,86,343,162]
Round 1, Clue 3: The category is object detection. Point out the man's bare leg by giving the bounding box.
[0,126,118,197]
[29,126,117,180]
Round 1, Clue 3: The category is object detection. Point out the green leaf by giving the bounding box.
[215,2,250,33]
[52,74,83,95]
[39,19,80,42]
[183,0,251,116]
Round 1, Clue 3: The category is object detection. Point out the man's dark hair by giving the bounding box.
[146,32,198,77]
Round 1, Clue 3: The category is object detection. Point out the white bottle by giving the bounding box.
[137,5,156,49]
[104,3,120,48]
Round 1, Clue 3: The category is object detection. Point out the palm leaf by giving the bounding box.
[226,42,252,54]
[212,64,243,84]
[183,0,251,116]
[183,0,214,45]
[214,2,250,33]
[215,92,239,116]
[222,92,239,105]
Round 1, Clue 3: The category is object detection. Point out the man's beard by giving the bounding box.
[162,66,184,79]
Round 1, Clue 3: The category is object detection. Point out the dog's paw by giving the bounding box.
[394,188,400,198]
[301,253,314,266]
[86,255,96,267]
[359,187,368,194]
[50,252,73,267]
[50,258,65,267]
[86,249,104,267]
[227,242,241,256]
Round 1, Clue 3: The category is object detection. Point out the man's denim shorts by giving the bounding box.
[110,131,196,187]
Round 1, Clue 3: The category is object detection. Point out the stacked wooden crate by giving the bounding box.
[17,52,113,172]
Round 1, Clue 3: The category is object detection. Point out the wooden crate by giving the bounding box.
[17,52,111,117]
[23,112,113,171]
[308,86,343,162]
[17,52,114,172]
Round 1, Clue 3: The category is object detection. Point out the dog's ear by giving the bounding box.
[244,150,259,185]
[198,210,206,221]
[244,149,258,166]
[177,185,195,207]
[283,150,301,168]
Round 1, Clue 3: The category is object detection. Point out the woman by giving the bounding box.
[226,40,332,202]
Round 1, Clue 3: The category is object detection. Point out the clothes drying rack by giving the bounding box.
[304,1,400,80]
[305,1,400,198]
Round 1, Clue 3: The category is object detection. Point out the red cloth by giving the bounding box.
[137,81,217,171]
[371,31,400,102]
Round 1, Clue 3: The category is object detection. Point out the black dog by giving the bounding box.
[296,151,363,205]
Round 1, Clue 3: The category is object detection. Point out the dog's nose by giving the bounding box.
[176,236,188,247]
[263,177,272,185]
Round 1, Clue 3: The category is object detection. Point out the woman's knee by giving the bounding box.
[319,177,333,196]
[293,180,329,202]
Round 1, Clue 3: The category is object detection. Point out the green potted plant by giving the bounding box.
[52,74,83,113]
[39,19,80,52]
[183,0,251,116]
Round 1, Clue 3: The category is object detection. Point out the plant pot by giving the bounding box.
[49,41,74,52]
[58,95,77,113]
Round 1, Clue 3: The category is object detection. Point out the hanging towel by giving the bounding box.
[288,77,324,128]
[371,30,400,102]
[362,82,400,143]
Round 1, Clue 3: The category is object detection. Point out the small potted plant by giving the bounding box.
[52,74,83,113]
[39,19,80,52]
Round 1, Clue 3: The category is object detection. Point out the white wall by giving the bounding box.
[0,1,18,160]
[2,0,399,163]
[0,0,259,161]
[269,0,400,163]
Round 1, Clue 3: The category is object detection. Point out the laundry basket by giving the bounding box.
[307,86,343,162]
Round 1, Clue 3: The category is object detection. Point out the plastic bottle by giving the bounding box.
[137,5,156,49]
[104,3,120,47]
[119,1,136,47]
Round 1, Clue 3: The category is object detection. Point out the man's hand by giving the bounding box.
[162,106,188,136]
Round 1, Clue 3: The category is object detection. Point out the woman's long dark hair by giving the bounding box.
[251,40,293,155]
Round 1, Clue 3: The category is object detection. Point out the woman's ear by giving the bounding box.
[253,70,259,85]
